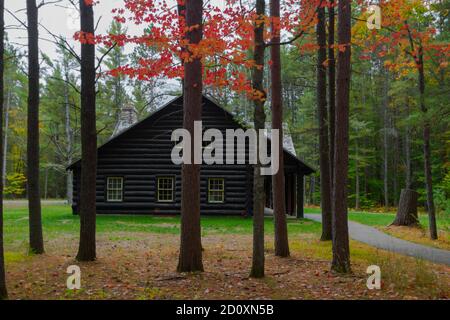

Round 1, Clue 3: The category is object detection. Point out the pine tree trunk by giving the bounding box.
[63,65,73,205]
[393,127,399,207]
[392,189,418,226]
[404,111,412,189]
[27,0,44,254]
[270,0,289,257]
[417,48,437,240]
[0,0,8,299]
[331,0,351,274]
[2,88,10,186]
[309,175,315,205]
[76,0,97,261]
[250,0,266,278]
[316,5,332,241]
[355,140,360,210]
[328,0,336,183]
[177,1,186,90]
[383,70,389,210]
[177,0,204,273]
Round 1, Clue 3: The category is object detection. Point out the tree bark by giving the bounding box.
[0,0,8,299]
[355,139,360,210]
[250,0,266,278]
[417,47,437,240]
[392,189,418,226]
[63,60,73,205]
[76,0,97,261]
[2,88,10,186]
[26,0,44,254]
[177,0,204,273]
[383,70,389,210]
[328,0,336,183]
[331,0,351,274]
[296,172,304,219]
[270,0,289,257]
[317,5,332,241]
[177,1,186,90]
[404,109,412,189]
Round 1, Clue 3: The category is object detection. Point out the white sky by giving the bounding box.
[4,0,139,59]
[4,0,228,59]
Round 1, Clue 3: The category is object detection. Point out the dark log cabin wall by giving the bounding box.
[70,96,313,215]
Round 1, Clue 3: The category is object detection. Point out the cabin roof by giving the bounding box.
[67,94,315,174]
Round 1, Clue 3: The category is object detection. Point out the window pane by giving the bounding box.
[158,177,174,202]
[107,177,123,202]
[208,178,224,203]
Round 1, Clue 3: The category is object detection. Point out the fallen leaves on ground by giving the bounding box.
[4,233,449,300]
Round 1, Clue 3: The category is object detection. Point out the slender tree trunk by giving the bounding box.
[177,0,204,273]
[309,175,315,205]
[393,125,399,207]
[0,0,8,299]
[177,2,186,90]
[404,111,412,189]
[76,0,97,261]
[270,0,289,257]
[63,66,73,205]
[355,139,360,210]
[328,0,336,183]
[44,168,48,200]
[2,88,10,186]
[27,0,44,254]
[316,5,332,241]
[417,47,437,240]
[250,0,266,278]
[331,0,351,274]
[383,70,389,210]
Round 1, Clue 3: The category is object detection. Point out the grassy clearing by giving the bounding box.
[3,204,321,250]
[2,202,449,299]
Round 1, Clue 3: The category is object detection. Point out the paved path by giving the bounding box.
[305,214,450,266]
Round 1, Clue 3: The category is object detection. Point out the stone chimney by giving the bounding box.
[112,104,138,137]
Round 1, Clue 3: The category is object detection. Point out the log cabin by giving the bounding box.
[67,95,314,217]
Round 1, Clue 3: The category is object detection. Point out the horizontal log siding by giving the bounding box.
[71,97,303,215]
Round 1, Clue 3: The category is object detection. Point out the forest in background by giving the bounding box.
[2,3,449,216]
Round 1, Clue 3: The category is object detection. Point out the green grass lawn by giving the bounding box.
[304,207,450,232]
[3,204,322,248]
[4,203,448,251]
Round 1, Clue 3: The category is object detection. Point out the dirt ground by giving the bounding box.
[5,233,450,300]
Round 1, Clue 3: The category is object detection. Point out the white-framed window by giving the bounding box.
[208,178,225,203]
[157,177,174,202]
[106,177,123,202]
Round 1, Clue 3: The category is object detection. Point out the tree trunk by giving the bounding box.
[44,168,48,200]
[417,48,437,240]
[0,0,8,299]
[355,139,360,210]
[383,70,389,210]
[296,172,304,218]
[328,0,336,183]
[404,111,412,189]
[177,1,186,90]
[250,0,266,279]
[76,0,97,261]
[64,63,73,205]
[392,189,418,226]
[331,0,351,274]
[27,0,44,254]
[270,0,289,257]
[309,175,315,205]
[393,125,399,207]
[177,0,204,273]
[316,5,332,241]
[2,88,10,186]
